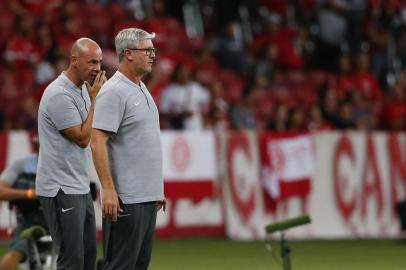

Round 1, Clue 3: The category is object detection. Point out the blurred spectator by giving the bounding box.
[316,0,351,71]
[16,97,38,130]
[320,88,341,127]
[287,107,308,130]
[382,80,406,130]
[364,2,390,86]
[395,0,406,71]
[352,52,382,101]
[336,101,356,129]
[35,24,62,85]
[209,21,249,75]
[249,76,273,130]
[206,80,230,132]
[0,6,17,54]
[9,0,61,19]
[251,43,278,83]
[35,60,56,85]
[206,106,230,132]
[350,91,375,130]
[53,2,88,54]
[251,13,305,69]
[4,16,42,70]
[346,0,367,55]
[209,80,229,116]
[160,64,211,130]
[267,104,289,131]
[229,90,257,130]
[331,54,355,98]
[1,0,406,132]
[308,105,333,131]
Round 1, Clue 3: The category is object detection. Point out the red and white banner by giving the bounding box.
[161,131,218,199]
[309,132,403,237]
[157,131,224,237]
[260,132,313,200]
[0,131,224,238]
[1,131,405,239]
[220,131,404,239]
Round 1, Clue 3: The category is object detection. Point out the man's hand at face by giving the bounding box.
[85,70,107,101]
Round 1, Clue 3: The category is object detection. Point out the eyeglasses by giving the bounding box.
[127,47,157,57]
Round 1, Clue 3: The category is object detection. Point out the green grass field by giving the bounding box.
[1,238,405,270]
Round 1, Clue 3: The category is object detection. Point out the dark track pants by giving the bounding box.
[102,201,158,270]
[39,190,96,270]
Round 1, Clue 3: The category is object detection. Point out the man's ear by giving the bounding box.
[124,49,133,61]
[71,55,78,67]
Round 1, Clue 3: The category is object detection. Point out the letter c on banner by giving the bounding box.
[333,135,356,222]
[227,133,256,223]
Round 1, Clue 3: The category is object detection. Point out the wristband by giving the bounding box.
[26,189,34,199]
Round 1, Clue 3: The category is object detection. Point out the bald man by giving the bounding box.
[36,38,106,270]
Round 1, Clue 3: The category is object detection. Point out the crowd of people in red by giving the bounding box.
[1,0,406,132]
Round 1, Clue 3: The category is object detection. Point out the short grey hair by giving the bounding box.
[115,28,156,62]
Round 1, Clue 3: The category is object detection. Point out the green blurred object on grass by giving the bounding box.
[0,238,405,270]
[20,225,47,240]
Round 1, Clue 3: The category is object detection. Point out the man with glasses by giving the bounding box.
[128,47,157,57]
[91,28,166,270]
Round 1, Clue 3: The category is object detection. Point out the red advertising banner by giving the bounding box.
[1,131,405,239]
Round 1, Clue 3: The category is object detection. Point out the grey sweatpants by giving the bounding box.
[102,201,158,270]
[39,189,97,270]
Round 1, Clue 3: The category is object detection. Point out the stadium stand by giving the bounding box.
[1,0,406,131]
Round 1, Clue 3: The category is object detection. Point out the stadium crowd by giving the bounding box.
[1,0,406,132]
